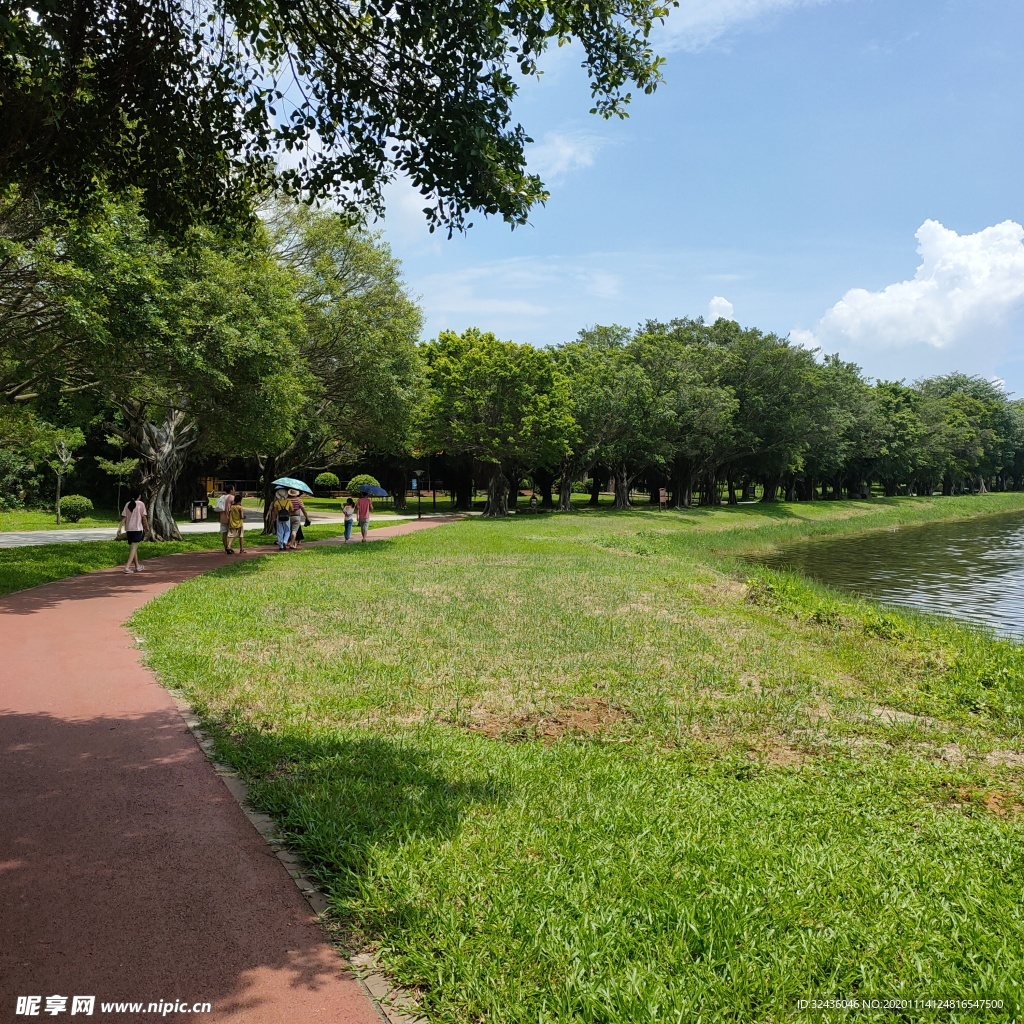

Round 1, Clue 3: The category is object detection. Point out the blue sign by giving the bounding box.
[411,478,418,490]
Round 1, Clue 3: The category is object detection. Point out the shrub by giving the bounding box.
[0,448,42,509]
[314,472,340,489]
[347,473,380,493]
[59,495,94,522]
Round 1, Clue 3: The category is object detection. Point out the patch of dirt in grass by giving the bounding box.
[868,705,937,728]
[678,721,818,766]
[981,790,1024,817]
[985,750,1024,769]
[746,737,812,766]
[940,784,1024,818]
[934,743,968,766]
[462,696,634,743]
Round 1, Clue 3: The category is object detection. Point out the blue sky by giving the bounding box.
[379,0,1024,393]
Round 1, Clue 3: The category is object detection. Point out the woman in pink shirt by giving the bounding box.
[118,494,150,573]
[356,493,372,542]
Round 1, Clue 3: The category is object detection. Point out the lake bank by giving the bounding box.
[756,506,1024,639]
[131,496,1024,1022]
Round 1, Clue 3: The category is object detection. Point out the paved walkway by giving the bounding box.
[0,511,422,549]
[0,518,459,1023]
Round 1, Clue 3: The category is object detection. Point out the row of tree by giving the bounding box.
[3,189,1023,534]
[420,324,1024,514]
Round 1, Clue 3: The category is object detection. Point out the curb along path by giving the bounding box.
[0,517,460,1024]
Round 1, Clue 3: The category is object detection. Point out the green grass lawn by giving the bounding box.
[0,523,351,597]
[132,494,1024,1023]
[0,507,123,531]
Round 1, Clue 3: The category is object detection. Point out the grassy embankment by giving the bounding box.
[0,524,351,597]
[132,494,1024,1023]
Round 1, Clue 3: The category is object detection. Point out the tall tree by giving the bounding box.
[630,319,736,507]
[418,329,575,516]
[551,327,630,511]
[916,374,1015,494]
[710,322,817,503]
[258,202,423,523]
[598,352,676,509]
[1,192,306,537]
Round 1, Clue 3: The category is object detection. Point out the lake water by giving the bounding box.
[758,511,1024,640]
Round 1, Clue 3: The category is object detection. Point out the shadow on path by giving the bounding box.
[0,710,377,1022]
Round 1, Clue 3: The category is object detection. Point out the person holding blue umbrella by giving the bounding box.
[356,488,374,542]
[271,487,293,550]
[286,488,311,549]
[269,477,313,551]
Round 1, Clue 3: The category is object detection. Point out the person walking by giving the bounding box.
[272,488,292,551]
[225,495,246,554]
[215,485,236,553]
[118,494,150,573]
[356,491,372,542]
[343,498,357,543]
[286,489,309,550]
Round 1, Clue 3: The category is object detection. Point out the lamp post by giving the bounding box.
[412,470,422,519]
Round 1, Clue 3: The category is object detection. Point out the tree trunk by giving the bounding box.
[452,458,473,510]
[613,465,631,509]
[260,454,279,533]
[727,475,738,505]
[124,408,197,541]
[506,465,522,513]
[483,465,509,517]
[761,475,780,502]
[533,466,556,508]
[55,472,62,524]
[670,458,691,509]
[703,471,721,506]
[558,460,575,511]
[589,471,602,507]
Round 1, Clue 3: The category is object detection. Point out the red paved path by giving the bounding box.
[1,519,457,1024]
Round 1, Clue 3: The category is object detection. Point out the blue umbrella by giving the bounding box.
[272,476,313,494]
[357,485,389,497]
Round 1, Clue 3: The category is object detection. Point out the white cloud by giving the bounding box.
[416,254,659,342]
[528,131,604,181]
[657,0,833,52]
[708,295,735,321]
[798,219,1024,352]
[419,264,550,324]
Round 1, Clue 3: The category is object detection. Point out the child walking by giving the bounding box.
[225,497,245,554]
[118,494,150,573]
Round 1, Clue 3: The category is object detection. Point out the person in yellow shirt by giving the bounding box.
[226,496,246,554]
[272,488,292,551]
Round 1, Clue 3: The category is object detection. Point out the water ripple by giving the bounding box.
[758,512,1024,639]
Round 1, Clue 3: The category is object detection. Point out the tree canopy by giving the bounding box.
[1,0,674,233]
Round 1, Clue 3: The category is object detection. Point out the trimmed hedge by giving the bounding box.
[59,495,94,522]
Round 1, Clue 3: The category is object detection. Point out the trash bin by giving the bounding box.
[190,499,208,522]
